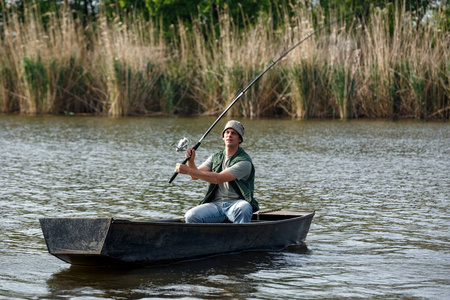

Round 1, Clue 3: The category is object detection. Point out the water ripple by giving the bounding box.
[0,116,449,299]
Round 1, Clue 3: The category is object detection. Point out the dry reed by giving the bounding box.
[0,2,448,118]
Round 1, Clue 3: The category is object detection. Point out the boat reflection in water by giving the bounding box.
[45,243,311,299]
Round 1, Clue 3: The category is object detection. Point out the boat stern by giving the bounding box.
[39,218,112,265]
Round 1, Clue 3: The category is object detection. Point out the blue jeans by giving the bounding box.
[184,200,253,223]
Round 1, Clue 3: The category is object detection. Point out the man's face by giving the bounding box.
[223,128,242,147]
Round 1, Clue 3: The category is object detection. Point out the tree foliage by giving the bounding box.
[1,0,446,38]
[100,0,272,32]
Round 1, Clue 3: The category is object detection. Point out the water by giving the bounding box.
[0,115,449,299]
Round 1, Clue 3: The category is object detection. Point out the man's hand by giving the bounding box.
[175,163,190,174]
[186,147,196,161]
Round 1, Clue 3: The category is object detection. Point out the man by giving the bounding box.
[175,120,259,223]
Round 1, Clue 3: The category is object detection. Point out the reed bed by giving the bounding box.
[0,2,448,118]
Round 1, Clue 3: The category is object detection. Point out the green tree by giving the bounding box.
[316,0,431,14]
[0,0,98,27]
[145,0,271,26]
[101,0,271,35]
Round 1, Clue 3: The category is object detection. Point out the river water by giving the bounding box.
[0,115,448,299]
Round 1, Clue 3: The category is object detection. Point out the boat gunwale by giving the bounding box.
[110,210,315,227]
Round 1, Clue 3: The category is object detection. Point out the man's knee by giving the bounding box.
[184,209,200,223]
[238,200,252,211]
[185,204,219,223]
[232,201,253,223]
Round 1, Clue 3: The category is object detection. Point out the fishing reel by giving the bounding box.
[171,137,190,152]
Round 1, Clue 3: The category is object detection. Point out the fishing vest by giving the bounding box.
[199,147,259,212]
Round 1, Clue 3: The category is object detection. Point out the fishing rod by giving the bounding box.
[169,8,364,183]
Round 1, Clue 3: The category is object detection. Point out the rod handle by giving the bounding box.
[168,172,178,184]
[168,142,201,184]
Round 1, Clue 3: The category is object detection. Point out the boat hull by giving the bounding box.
[40,210,314,266]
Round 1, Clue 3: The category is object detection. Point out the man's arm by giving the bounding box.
[175,163,236,184]
[187,164,209,180]
[179,148,235,182]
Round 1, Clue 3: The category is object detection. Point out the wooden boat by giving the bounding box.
[39,209,314,266]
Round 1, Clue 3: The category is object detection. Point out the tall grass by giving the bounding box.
[0,2,448,118]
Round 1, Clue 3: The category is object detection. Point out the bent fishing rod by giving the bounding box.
[169,8,363,183]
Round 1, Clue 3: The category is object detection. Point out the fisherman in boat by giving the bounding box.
[175,120,259,223]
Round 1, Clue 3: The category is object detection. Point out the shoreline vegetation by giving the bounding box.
[0,2,448,119]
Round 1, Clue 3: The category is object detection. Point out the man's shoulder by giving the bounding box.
[211,150,226,160]
[234,147,252,163]
[211,147,252,164]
